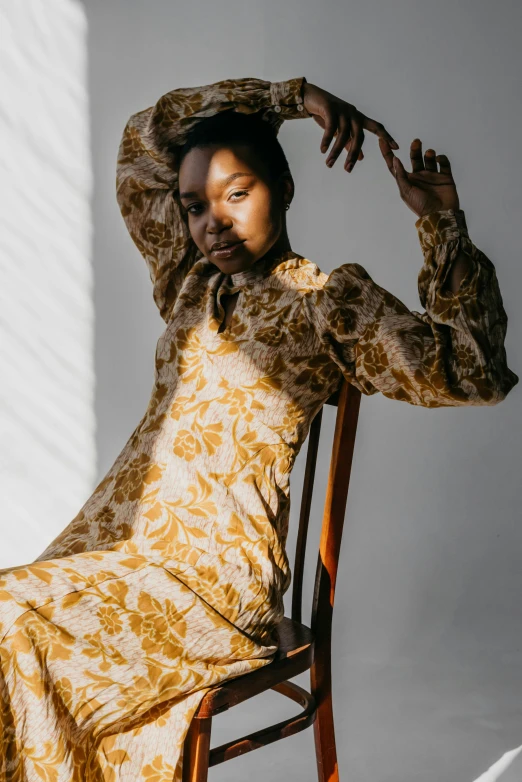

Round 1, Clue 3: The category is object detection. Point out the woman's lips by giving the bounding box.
[211,241,245,258]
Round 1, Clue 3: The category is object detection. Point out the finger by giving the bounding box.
[344,119,365,172]
[320,115,339,154]
[410,138,424,173]
[379,137,397,177]
[424,147,438,172]
[436,154,452,177]
[363,116,399,149]
[392,157,410,196]
[326,115,351,167]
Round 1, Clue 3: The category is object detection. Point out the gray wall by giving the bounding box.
[83,1,522,780]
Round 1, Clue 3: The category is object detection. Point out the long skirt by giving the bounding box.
[0,545,279,781]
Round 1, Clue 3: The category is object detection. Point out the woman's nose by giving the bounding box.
[206,211,232,232]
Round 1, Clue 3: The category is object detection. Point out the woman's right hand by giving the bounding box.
[302,81,399,173]
[379,137,461,218]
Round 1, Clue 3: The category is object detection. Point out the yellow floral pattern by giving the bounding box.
[0,76,518,780]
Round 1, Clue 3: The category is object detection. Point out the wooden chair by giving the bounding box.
[182,379,362,782]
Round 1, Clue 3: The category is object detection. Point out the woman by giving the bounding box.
[0,75,517,780]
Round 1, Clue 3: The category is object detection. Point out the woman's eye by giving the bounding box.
[186,191,248,215]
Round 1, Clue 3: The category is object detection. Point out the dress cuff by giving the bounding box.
[269,77,311,118]
[415,209,469,253]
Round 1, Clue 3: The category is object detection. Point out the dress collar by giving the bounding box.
[223,249,304,288]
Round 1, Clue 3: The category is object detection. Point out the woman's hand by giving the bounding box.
[379,137,460,218]
[303,82,399,172]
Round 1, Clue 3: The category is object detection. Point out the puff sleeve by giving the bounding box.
[116,76,310,321]
[302,209,519,407]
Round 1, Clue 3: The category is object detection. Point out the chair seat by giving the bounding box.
[194,617,315,719]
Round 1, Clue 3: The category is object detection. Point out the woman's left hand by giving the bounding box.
[379,137,460,218]
[302,82,400,172]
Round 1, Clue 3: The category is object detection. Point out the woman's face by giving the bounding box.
[179,143,292,275]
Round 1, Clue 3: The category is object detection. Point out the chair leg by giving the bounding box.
[312,656,339,782]
[313,691,339,782]
[182,716,212,782]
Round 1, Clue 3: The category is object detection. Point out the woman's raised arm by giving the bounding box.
[302,136,518,407]
[302,134,519,406]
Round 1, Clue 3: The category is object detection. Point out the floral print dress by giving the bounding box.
[0,76,518,781]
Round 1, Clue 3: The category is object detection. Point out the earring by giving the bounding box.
[285,203,290,211]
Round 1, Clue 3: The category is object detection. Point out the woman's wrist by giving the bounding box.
[415,208,469,253]
[269,77,308,115]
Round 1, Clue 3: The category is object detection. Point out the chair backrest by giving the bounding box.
[291,379,362,640]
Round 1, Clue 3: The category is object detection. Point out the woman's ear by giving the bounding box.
[279,171,295,211]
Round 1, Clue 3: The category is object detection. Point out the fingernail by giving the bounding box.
[327,160,333,167]
[347,162,354,172]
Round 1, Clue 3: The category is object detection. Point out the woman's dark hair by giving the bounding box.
[176,109,292,185]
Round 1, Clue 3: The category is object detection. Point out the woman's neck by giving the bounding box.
[259,231,292,267]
